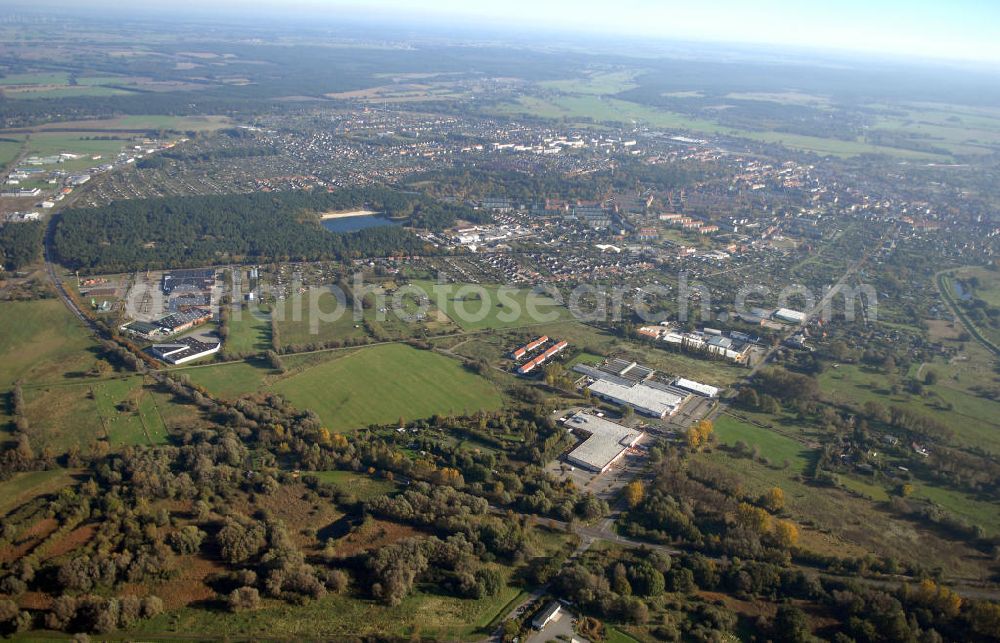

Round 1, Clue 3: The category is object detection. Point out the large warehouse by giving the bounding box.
[151,337,221,365]
[565,412,644,473]
[587,379,687,418]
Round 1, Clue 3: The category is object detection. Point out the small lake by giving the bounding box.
[322,215,401,234]
[952,279,972,301]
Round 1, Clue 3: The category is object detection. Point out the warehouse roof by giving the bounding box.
[565,412,643,472]
[673,377,720,398]
[587,379,686,417]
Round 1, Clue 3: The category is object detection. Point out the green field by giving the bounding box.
[22,133,133,170]
[226,309,273,355]
[0,136,24,169]
[0,299,97,386]
[308,470,397,501]
[92,376,169,447]
[184,358,280,399]
[411,281,572,331]
[818,362,1000,454]
[0,468,77,515]
[184,343,503,431]
[873,103,1000,156]
[539,70,640,95]
[273,294,369,348]
[711,414,812,474]
[137,574,520,639]
[270,344,503,431]
[0,72,71,85]
[6,85,135,99]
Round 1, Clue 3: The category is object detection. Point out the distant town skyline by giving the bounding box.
[14,0,1000,64]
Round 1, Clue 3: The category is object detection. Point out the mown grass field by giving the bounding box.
[711,414,812,474]
[225,308,272,355]
[184,358,280,399]
[273,294,368,348]
[270,344,503,431]
[184,344,503,432]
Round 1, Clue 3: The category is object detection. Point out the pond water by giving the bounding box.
[322,215,400,233]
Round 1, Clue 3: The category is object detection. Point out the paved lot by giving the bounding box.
[525,608,585,643]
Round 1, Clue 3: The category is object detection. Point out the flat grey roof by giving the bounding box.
[566,412,643,471]
[588,379,686,417]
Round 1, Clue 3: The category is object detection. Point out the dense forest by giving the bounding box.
[0,222,44,271]
[52,188,484,272]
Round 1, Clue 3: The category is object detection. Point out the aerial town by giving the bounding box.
[0,3,998,642]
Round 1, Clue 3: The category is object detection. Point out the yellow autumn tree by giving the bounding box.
[911,579,962,618]
[773,519,799,548]
[686,419,714,450]
[736,502,772,534]
[625,480,645,509]
[761,486,785,512]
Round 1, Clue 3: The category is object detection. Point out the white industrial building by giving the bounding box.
[673,377,720,398]
[565,412,644,473]
[773,307,807,324]
[587,379,686,418]
[151,337,221,365]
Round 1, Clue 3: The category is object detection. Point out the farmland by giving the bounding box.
[269,344,503,431]
[224,308,272,356]
[410,280,573,331]
[490,91,948,159]
[184,343,503,431]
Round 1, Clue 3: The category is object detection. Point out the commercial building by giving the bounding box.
[532,601,563,630]
[156,309,213,334]
[672,377,720,398]
[120,308,212,340]
[587,379,686,418]
[565,413,644,474]
[773,307,807,324]
[637,325,753,364]
[151,337,221,365]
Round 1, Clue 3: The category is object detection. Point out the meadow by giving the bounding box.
[0,135,25,169]
[225,308,272,355]
[270,344,503,431]
[136,573,522,639]
[183,343,503,431]
[410,280,573,331]
[818,361,1000,454]
[698,424,991,579]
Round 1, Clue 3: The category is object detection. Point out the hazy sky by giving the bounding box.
[24,0,1000,63]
